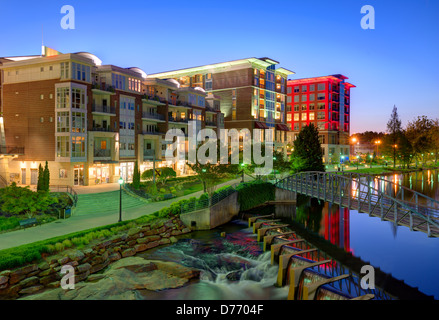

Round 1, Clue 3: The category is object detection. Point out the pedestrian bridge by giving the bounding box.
[275,171,439,237]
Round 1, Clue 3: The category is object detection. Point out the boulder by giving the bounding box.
[121,248,136,258]
[68,250,85,262]
[19,285,44,295]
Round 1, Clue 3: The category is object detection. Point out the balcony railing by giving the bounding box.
[142,130,163,135]
[142,94,167,104]
[91,126,116,132]
[205,121,217,127]
[92,83,116,93]
[143,149,155,159]
[169,116,188,124]
[94,149,111,158]
[0,146,25,155]
[92,104,116,114]
[142,113,165,121]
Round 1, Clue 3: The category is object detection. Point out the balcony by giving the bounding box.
[142,112,165,121]
[91,126,116,132]
[143,149,155,160]
[92,104,116,115]
[92,84,116,95]
[142,94,167,104]
[0,146,25,155]
[168,116,188,124]
[142,130,163,136]
[205,120,217,127]
[94,149,111,158]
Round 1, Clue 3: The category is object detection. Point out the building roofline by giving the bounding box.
[147,57,293,78]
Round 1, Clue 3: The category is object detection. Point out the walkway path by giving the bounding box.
[0,177,248,251]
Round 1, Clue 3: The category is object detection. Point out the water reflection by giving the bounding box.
[290,171,439,299]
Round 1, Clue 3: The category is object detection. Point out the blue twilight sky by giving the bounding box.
[0,0,438,133]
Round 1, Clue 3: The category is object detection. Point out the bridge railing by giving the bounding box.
[276,171,439,235]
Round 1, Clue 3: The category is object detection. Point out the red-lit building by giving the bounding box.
[287,75,355,164]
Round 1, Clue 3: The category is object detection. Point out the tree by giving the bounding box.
[37,164,44,192]
[290,124,325,173]
[157,167,177,185]
[398,130,414,168]
[429,119,439,164]
[141,169,154,181]
[189,162,236,194]
[132,161,140,189]
[406,115,434,165]
[43,161,50,192]
[386,105,402,168]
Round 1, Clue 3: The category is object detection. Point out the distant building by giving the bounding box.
[287,75,355,164]
[148,57,295,155]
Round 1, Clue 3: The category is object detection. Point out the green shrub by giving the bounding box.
[237,180,275,211]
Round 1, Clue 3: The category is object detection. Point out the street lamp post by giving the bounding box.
[118,177,124,222]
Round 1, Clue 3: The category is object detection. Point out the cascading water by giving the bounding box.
[137,220,289,300]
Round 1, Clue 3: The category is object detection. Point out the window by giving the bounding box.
[72,62,91,82]
[309,104,315,110]
[309,94,315,101]
[309,112,315,121]
[287,114,292,122]
[56,136,70,158]
[294,96,299,103]
[302,85,307,92]
[318,83,326,91]
[57,112,70,132]
[72,112,86,133]
[294,86,300,93]
[294,123,300,131]
[71,136,86,158]
[287,96,292,103]
[318,103,326,110]
[40,94,44,100]
[294,113,299,121]
[60,62,70,79]
[317,93,326,101]
[301,104,307,111]
[310,84,315,91]
[294,105,300,112]
[301,113,307,121]
[301,95,307,102]
[317,112,325,120]
[72,88,85,109]
[287,87,292,94]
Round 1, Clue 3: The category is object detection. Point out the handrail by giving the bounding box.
[275,171,439,237]
[49,185,78,207]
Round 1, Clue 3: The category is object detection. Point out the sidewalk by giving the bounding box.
[0,176,249,251]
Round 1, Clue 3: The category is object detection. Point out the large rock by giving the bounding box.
[19,256,200,300]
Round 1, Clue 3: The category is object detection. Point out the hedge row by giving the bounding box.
[236,180,275,211]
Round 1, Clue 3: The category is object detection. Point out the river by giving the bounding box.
[137,170,438,300]
[291,170,439,299]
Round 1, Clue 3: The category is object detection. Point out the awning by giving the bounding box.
[254,121,269,129]
[276,124,290,131]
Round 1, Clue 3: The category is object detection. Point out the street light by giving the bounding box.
[240,163,245,183]
[118,177,124,223]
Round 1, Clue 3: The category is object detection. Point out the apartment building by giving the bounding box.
[148,57,294,155]
[286,75,355,164]
[0,47,223,187]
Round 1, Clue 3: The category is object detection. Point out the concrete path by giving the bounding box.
[0,177,248,251]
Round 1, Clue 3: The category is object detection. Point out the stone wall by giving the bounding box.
[0,217,191,300]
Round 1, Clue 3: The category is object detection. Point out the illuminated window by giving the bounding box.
[301,113,307,121]
[309,112,315,121]
[294,113,299,121]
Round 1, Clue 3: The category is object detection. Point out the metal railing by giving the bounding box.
[94,149,111,157]
[49,185,78,207]
[92,104,116,114]
[276,171,439,237]
[142,113,165,121]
